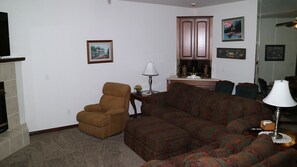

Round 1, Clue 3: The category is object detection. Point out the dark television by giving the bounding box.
[0,12,10,57]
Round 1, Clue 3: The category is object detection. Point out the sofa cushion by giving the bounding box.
[197,93,231,122]
[210,148,233,158]
[181,118,225,143]
[166,145,216,167]
[184,133,253,163]
[141,103,169,116]
[197,93,265,126]
[187,90,214,117]
[184,156,233,167]
[226,116,263,133]
[143,106,193,120]
[228,134,276,166]
[166,82,211,112]
[217,133,254,154]
[166,82,193,109]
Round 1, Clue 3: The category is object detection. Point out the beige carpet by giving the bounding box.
[0,128,145,167]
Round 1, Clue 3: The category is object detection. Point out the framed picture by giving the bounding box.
[217,48,246,59]
[265,45,285,61]
[222,17,244,41]
[87,40,113,64]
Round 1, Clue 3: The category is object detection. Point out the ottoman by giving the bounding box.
[124,116,191,161]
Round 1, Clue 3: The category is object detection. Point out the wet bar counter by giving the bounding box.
[167,76,218,90]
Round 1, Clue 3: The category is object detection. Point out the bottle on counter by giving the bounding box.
[182,65,187,77]
[204,65,208,77]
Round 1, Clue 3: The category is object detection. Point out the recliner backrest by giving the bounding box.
[258,78,269,97]
[235,82,258,99]
[215,80,235,94]
[99,82,131,111]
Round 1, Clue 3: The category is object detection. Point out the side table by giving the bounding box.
[130,92,150,118]
[243,128,297,150]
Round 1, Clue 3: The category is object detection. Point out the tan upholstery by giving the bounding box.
[76,82,131,139]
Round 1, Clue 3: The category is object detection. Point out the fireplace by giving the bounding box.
[0,60,29,161]
[0,82,8,133]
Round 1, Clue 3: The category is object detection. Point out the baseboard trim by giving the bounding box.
[29,124,78,136]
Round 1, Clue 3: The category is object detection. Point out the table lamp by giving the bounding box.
[263,80,297,139]
[142,62,159,95]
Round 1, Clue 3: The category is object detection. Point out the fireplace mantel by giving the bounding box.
[0,57,25,63]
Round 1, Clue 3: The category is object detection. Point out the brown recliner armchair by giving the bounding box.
[76,82,131,139]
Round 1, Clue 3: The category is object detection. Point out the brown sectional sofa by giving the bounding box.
[124,82,297,166]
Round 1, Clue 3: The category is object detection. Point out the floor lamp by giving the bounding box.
[263,80,297,139]
[142,62,159,95]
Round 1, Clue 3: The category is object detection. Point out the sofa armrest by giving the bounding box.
[184,135,277,167]
[226,115,261,133]
[253,148,297,167]
[141,92,169,116]
[144,92,168,105]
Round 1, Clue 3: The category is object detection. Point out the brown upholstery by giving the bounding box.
[76,82,131,139]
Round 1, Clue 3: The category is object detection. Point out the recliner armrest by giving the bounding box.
[84,104,102,112]
[106,108,125,115]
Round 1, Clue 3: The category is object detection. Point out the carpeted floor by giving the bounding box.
[2,115,296,167]
[0,128,145,167]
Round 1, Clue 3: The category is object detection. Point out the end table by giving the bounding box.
[244,128,297,150]
[130,91,156,118]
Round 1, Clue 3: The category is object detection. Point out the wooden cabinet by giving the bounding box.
[177,16,213,60]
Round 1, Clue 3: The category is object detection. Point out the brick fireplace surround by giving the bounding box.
[0,58,29,160]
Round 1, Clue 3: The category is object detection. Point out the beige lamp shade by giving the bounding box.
[263,80,297,107]
[142,62,159,76]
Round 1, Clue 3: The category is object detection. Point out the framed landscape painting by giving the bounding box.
[265,45,285,61]
[222,17,244,41]
[217,48,246,59]
[87,40,113,64]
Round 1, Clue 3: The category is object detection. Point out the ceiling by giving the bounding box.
[120,0,244,8]
[260,0,297,18]
[120,0,297,18]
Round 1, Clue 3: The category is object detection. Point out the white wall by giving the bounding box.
[258,18,297,84]
[1,0,193,132]
[1,0,258,132]
[195,0,258,85]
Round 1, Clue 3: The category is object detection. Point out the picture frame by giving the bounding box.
[265,45,285,61]
[217,48,246,59]
[222,17,244,41]
[87,40,113,64]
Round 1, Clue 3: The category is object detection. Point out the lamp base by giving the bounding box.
[269,132,283,139]
[142,90,158,95]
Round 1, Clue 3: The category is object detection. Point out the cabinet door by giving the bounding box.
[178,18,195,60]
[194,18,210,59]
